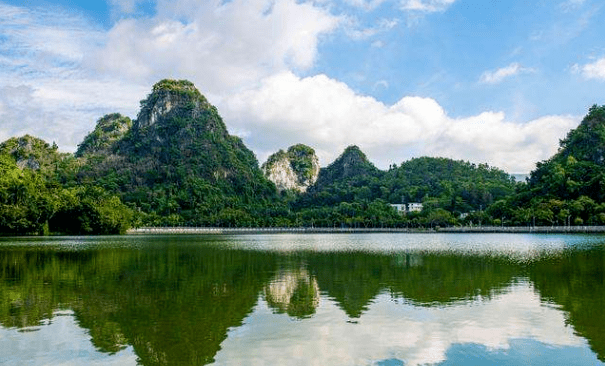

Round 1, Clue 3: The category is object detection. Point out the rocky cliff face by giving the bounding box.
[0,135,66,171]
[76,114,131,157]
[262,144,320,193]
[264,268,319,319]
[133,79,225,138]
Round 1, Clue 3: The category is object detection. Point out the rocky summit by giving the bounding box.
[262,144,320,193]
[75,113,132,157]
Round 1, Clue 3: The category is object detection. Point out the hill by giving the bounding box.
[76,79,279,226]
[494,105,605,226]
[314,145,382,188]
[289,144,516,227]
[4,81,602,232]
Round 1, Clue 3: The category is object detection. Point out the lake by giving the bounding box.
[0,233,604,365]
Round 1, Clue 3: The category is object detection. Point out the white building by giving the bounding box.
[390,204,407,214]
[407,203,423,213]
[390,203,423,214]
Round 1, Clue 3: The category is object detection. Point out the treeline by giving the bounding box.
[0,137,132,235]
[1,134,518,232]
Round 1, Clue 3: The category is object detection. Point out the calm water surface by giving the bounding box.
[0,233,604,365]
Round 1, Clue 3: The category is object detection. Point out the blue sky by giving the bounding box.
[1,0,604,173]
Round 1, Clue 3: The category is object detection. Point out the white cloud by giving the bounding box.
[216,282,585,366]
[371,40,385,48]
[343,0,388,11]
[226,71,578,173]
[577,57,605,80]
[0,310,138,366]
[559,0,586,12]
[0,1,339,150]
[373,80,389,89]
[0,3,104,69]
[0,3,145,150]
[95,0,341,92]
[400,0,457,12]
[108,0,140,14]
[479,62,535,85]
[344,17,399,40]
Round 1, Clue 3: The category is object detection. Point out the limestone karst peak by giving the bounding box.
[134,79,215,131]
[262,144,320,193]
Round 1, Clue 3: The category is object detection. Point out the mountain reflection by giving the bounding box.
[265,267,320,319]
[0,235,604,365]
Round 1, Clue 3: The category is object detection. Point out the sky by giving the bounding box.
[1,0,605,173]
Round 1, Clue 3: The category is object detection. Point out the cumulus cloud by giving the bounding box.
[226,71,577,173]
[576,57,605,80]
[0,1,339,149]
[479,63,535,84]
[95,0,340,93]
[0,3,146,150]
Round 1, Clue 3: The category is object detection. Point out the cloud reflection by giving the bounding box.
[216,281,587,365]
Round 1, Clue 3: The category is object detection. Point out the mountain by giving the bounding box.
[7,82,601,231]
[76,79,278,226]
[262,144,320,193]
[494,104,605,226]
[75,113,131,157]
[384,157,516,210]
[528,104,605,202]
[293,145,385,210]
[314,145,382,188]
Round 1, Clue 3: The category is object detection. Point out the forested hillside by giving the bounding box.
[492,105,605,226]
[1,79,603,234]
[291,148,517,228]
[0,136,131,234]
[75,79,280,227]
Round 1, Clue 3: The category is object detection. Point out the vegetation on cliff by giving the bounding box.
[75,114,132,157]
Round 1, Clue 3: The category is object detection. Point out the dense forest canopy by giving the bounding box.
[1,79,604,234]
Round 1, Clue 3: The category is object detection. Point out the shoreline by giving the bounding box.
[127,226,605,235]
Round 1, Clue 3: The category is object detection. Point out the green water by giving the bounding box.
[0,233,604,365]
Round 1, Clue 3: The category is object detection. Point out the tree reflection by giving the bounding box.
[529,246,605,362]
[0,236,604,364]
